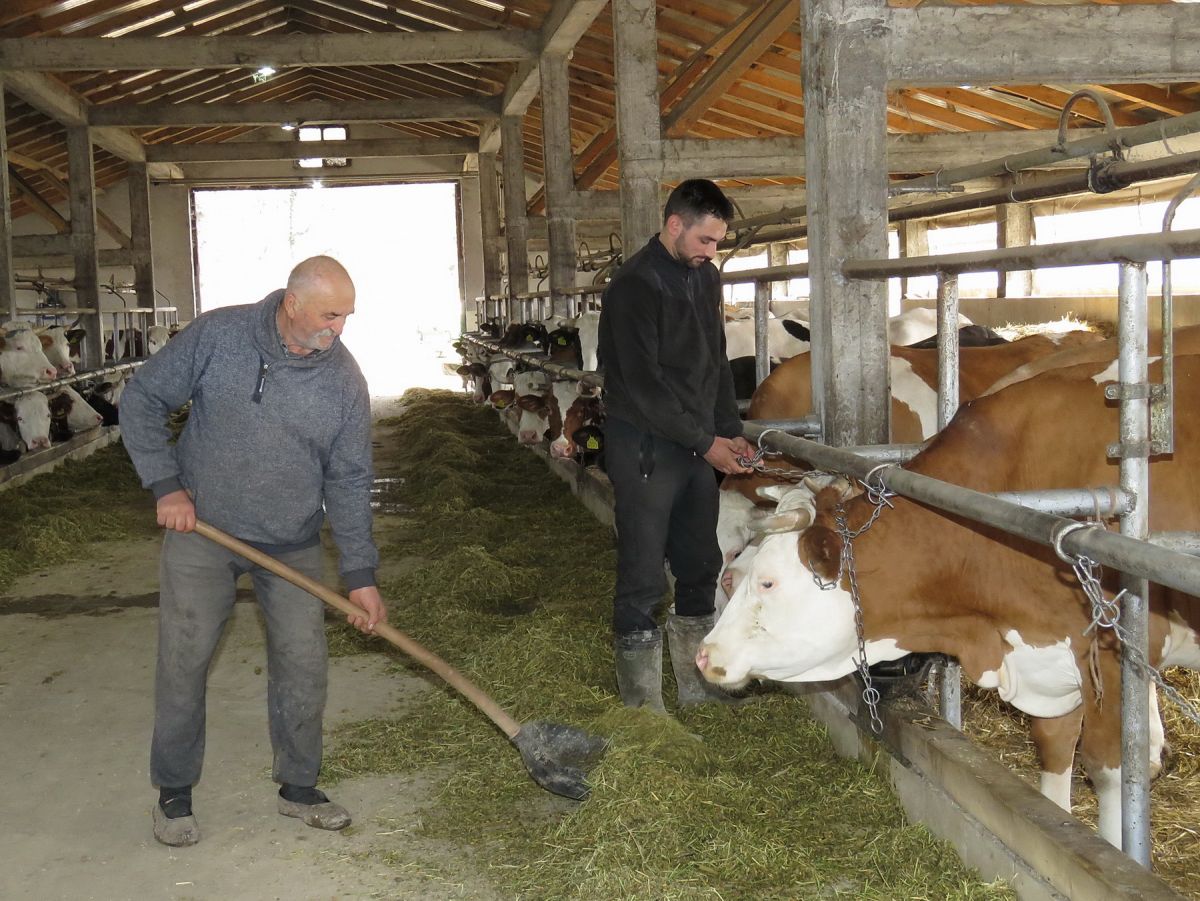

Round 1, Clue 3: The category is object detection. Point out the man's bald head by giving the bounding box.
[286,255,354,309]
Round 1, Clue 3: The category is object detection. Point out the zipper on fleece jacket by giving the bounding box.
[252,359,270,403]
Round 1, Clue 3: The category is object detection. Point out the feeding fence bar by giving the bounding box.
[0,361,142,404]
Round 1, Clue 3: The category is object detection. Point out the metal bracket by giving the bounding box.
[1106,439,1154,459]
[1104,382,1165,402]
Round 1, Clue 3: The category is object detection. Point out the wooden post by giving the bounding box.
[539,53,577,319]
[997,201,1034,298]
[898,220,929,302]
[612,0,662,254]
[768,242,790,301]
[127,161,156,319]
[478,150,504,305]
[501,115,530,307]
[67,125,103,368]
[803,0,890,446]
[0,79,14,319]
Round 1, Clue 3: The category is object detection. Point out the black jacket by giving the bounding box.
[598,236,742,454]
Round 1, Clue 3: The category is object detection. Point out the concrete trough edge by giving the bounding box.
[0,426,122,493]
[490,407,1186,901]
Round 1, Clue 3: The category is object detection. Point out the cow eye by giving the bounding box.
[759,579,774,590]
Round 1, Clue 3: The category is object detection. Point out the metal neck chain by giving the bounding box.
[736,443,822,484]
[1055,523,1200,729]
[741,434,896,735]
[830,487,897,739]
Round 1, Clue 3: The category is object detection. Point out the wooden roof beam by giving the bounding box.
[477,0,608,155]
[663,0,800,138]
[890,6,1200,86]
[145,136,475,163]
[3,71,184,179]
[88,96,502,127]
[0,29,539,70]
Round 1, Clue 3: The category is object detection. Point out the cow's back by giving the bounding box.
[984,325,1200,396]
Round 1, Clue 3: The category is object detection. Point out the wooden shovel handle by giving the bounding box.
[191,520,522,739]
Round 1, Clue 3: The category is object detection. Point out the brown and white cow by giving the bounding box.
[716,331,1105,565]
[698,354,1200,846]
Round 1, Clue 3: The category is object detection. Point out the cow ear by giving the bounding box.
[798,526,841,582]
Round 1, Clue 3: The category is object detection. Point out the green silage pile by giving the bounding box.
[324,390,1015,900]
[0,445,156,592]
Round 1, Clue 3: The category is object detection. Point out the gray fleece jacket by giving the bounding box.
[121,290,378,590]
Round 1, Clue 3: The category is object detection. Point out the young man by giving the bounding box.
[598,180,753,712]
[121,255,386,846]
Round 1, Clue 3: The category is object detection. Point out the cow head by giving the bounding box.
[38,327,75,376]
[515,393,550,444]
[697,480,906,687]
[13,392,52,451]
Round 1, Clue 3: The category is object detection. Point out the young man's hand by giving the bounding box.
[703,436,754,475]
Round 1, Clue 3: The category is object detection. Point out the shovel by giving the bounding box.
[192,520,606,801]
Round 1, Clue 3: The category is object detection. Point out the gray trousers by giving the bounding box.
[150,529,328,789]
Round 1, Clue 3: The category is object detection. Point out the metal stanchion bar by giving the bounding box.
[935,272,963,728]
[990,488,1134,519]
[0,361,142,403]
[741,422,1200,599]
[844,228,1200,280]
[1116,262,1152,865]
[459,334,603,390]
[726,110,1200,234]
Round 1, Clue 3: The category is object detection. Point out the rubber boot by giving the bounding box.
[613,629,666,713]
[666,613,745,707]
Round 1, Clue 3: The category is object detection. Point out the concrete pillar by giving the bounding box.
[478,150,504,303]
[67,125,103,368]
[898,220,928,301]
[803,0,890,446]
[127,162,157,318]
[501,115,530,307]
[612,0,662,255]
[0,80,14,319]
[768,242,789,300]
[997,202,1034,298]
[540,53,578,319]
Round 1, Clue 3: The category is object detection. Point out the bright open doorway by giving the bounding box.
[192,183,463,396]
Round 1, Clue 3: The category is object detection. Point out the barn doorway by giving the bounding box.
[192,183,462,396]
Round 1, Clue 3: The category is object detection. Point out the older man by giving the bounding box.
[598,180,753,713]
[122,255,386,846]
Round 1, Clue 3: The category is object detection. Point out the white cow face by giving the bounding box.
[37,327,75,376]
[698,529,863,687]
[15,392,52,451]
[57,387,104,431]
[147,325,172,354]
[487,355,515,387]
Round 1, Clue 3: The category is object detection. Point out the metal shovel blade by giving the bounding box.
[510,720,608,800]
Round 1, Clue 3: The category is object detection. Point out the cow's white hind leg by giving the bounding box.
[1091,765,1122,847]
[1149,683,1167,779]
[1039,769,1072,812]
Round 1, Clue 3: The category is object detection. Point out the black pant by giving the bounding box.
[605,417,721,634]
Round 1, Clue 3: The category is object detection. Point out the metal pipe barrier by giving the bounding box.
[0,361,142,404]
[724,109,1200,237]
[743,422,1200,600]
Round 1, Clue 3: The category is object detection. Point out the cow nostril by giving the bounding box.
[695,648,709,671]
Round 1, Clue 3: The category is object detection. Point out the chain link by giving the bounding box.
[1068,551,1200,729]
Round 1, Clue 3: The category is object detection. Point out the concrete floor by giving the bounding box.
[0,532,503,901]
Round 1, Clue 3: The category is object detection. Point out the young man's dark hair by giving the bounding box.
[662,178,736,226]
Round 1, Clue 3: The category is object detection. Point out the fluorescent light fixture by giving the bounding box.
[311,179,324,190]
[281,122,297,132]
[256,66,276,77]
